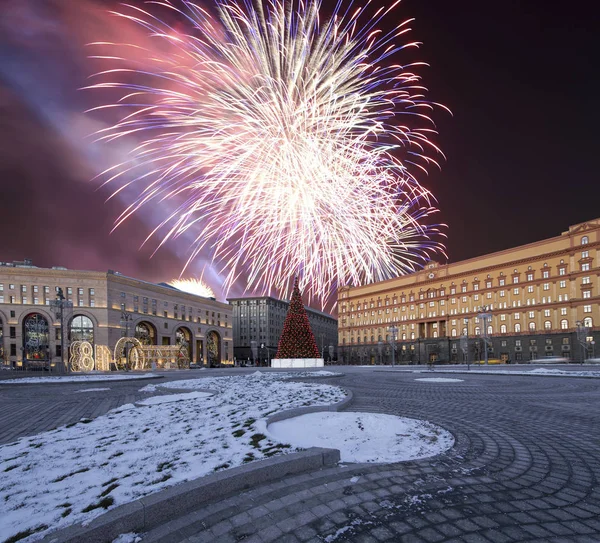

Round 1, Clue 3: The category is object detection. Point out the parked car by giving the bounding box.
[189,363,201,369]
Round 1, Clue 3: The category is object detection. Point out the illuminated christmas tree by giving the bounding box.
[275,277,321,359]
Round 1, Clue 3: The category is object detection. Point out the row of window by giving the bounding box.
[343,318,594,344]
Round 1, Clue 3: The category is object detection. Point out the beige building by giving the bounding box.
[0,261,232,370]
[338,219,600,364]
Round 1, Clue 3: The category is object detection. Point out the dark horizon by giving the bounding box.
[1,0,598,303]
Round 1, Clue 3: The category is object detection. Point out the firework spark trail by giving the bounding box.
[87,0,447,304]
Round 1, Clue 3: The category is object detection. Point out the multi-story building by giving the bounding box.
[0,260,232,370]
[338,219,600,364]
[228,296,338,363]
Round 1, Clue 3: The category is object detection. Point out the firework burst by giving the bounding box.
[87,0,447,303]
[170,277,215,298]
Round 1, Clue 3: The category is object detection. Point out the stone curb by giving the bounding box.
[41,447,340,543]
[0,374,165,385]
[266,387,354,425]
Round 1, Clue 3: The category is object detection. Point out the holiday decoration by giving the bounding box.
[275,277,321,359]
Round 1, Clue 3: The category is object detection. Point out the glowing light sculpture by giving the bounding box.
[88,0,447,304]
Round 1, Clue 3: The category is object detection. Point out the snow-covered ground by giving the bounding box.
[0,372,345,542]
[266,412,454,463]
[0,373,158,384]
[414,378,464,383]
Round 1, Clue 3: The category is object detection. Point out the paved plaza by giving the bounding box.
[1,366,600,542]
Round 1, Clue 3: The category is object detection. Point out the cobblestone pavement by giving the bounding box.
[143,369,600,543]
[2,367,600,542]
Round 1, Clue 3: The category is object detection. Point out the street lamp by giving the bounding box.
[50,288,73,373]
[477,305,492,366]
[387,325,398,367]
[461,318,470,370]
[120,311,133,370]
[260,342,271,366]
[576,320,589,365]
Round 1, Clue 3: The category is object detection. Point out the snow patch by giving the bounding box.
[0,373,158,384]
[267,412,453,463]
[74,388,111,393]
[0,374,345,542]
[136,391,213,406]
[414,378,464,383]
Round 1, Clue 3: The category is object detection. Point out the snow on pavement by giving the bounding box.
[414,378,464,383]
[266,411,454,463]
[0,372,345,542]
[0,373,158,384]
[74,388,111,393]
[413,368,600,378]
[136,391,213,406]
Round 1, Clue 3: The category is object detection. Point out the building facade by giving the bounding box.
[228,296,338,363]
[338,219,600,364]
[0,261,232,370]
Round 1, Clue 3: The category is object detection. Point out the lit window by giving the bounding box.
[515,323,521,332]
[543,283,550,291]
[560,280,567,288]
[529,311,535,319]
[500,325,507,334]
[582,250,589,259]
[561,319,568,330]
[544,321,551,330]
[584,305,592,313]
[543,271,549,279]
[500,314,506,321]
[561,307,567,315]
[583,291,591,299]
[499,279,505,286]
[527,273,533,281]
[581,236,589,245]
[559,268,566,276]
[582,263,590,272]
[582,276,591,284]
[529,322,536,331]
[500,290,505,297]
[527,286,534,293]
[584,317,593,327]
[513,288,519,295]
[544,309,551,317]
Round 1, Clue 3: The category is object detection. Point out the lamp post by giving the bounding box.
[477,306,492,366]
[260,342,271,366]
[50,288,73,373]
[387,325,398,367]
[461,318,470,370]
[120,310,133,370]
[576,320,589,365]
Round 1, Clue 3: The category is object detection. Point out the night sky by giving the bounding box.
[0,0,598,304]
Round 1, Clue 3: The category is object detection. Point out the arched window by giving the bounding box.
[581,236,589,245]
[544,321,552,330]
[487,325,493,335]
[529,322,536,331]
[23,314,49,361]
[500,324,507,334]
[135,322,156,345]
[433,331,438,338]
[584,317,593,328]
[410,332,415,340]
[475,327,481,336]
[70,315,94,343]
[402,333,406,340]
[560,319,568,330]
[451,328,457,337]
[176,326,193,360]
[515,323,521,333]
